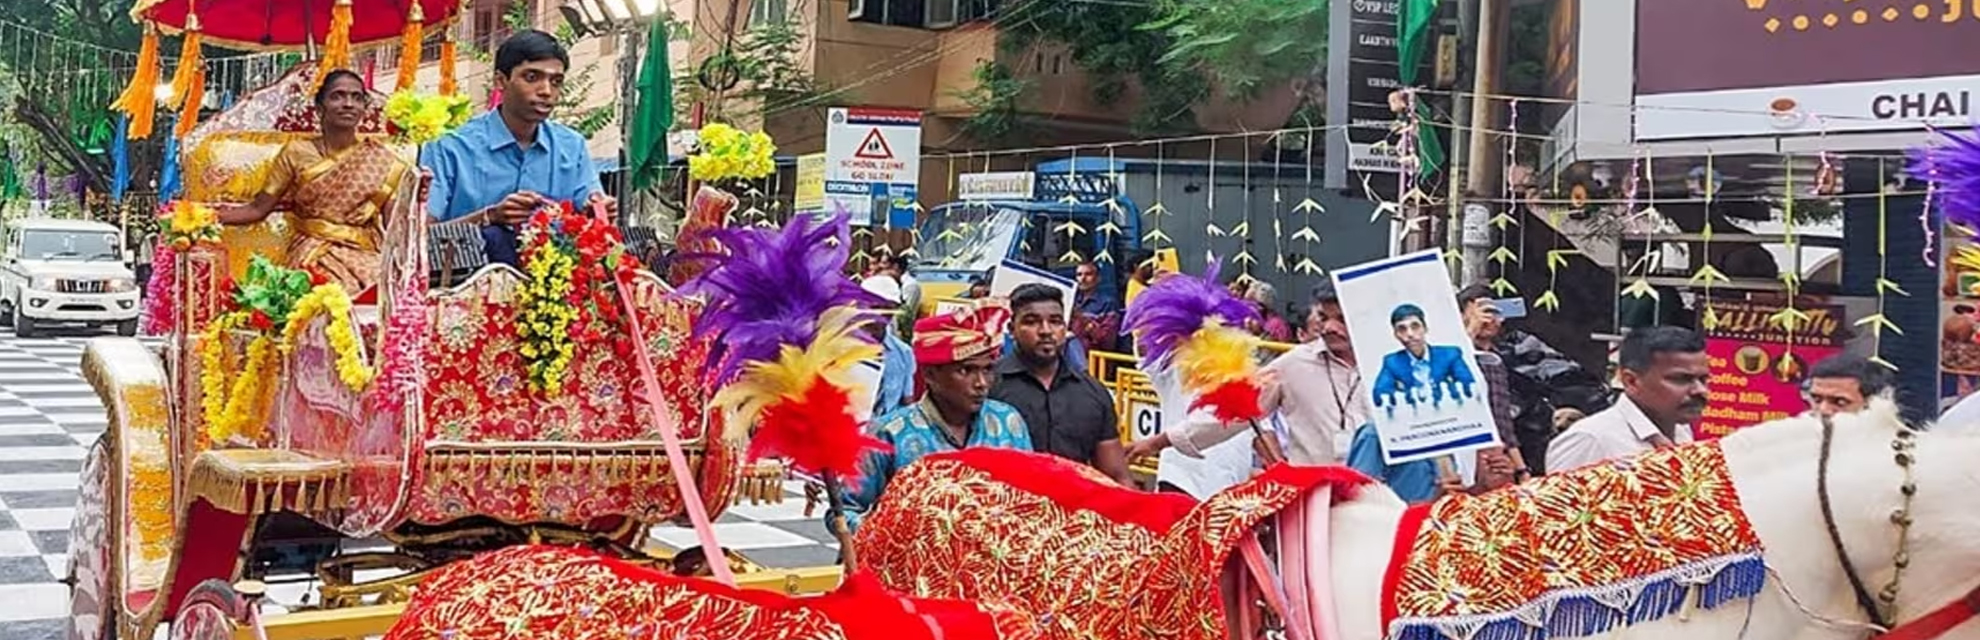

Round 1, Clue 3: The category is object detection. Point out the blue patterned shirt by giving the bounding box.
[842,398,1032,530]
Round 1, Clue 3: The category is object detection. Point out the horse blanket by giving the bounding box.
[1383,441,1766,640]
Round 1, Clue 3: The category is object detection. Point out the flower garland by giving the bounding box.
[161,200,221,249]
[144,201,224,335]
[196,257,372,443]
[688,123,777,183]
[384,90,473,144]
[515,203,643,394]
[285,283,374,391]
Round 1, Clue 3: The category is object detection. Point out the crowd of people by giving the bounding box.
[836,246,1902,521]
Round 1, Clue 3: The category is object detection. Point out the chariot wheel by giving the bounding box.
[169,580,256,640]
[66,438,115,640]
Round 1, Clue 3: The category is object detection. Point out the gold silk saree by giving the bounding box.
[262,139,408,293]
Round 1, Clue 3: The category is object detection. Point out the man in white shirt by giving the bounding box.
[1547,326,1710,472]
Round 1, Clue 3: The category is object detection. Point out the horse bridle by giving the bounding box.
[1814,412,1914,630]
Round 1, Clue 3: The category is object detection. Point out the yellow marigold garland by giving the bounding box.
[285,284,374,391]
[199,282,373,443]
[516,240,578,394]
[199,315,277,445]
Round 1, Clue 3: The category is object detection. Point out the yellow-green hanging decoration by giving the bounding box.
[1856,159,1906,371]
[1691,153,1730,330]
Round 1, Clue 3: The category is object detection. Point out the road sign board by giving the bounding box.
[826,107,923,227]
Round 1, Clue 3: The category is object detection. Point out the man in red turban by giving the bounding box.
[840,305,1034,530]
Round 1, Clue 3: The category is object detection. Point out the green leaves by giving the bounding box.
[1137,0,1329,98]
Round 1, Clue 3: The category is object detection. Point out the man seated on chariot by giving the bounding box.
[842,306,1034,531]
[422,30,617,265]
[219,69,408,294]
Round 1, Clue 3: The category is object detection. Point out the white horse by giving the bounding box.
[1316,399,1980,640]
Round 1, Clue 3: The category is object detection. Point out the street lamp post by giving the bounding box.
[561,0,661,229]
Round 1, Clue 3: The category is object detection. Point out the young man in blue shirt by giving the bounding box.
[421,30,617,265]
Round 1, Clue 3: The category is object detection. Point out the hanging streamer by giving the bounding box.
[169,14,206,138]
[316,0,355,88]
[159,134,182,200]
[397,2,426,92]
[112,25,162,139]
[111,116,131,202]
[439,36,458,95]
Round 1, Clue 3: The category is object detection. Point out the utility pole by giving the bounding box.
[1458,0,1510,286]
[618,24,644,229]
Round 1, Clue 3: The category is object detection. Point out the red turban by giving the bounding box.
[912,305,1010,366]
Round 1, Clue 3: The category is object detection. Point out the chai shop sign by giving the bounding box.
[1331,249,1501,465]
[1695,299,1843,440]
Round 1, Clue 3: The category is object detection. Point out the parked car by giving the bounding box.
[0,218,141,337]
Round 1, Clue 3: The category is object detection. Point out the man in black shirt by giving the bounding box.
[990,284,1133,485]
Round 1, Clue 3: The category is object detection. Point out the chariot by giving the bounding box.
[64,65,836,640]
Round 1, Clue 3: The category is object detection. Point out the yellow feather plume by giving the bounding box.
[1173,322,1262,394]
[712,307,882,446]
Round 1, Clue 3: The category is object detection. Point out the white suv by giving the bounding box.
[0,218,141,337]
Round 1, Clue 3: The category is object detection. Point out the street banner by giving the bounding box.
[957,171,1036,201]
[824,107,922,228]
[1697,299,1843,440]
[795,153,826,216]
[1332,249,1501,465]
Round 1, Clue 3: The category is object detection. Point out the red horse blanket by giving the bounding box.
[856,448,1372,640]
[1382,441,1765,640]
[386,545,1034,640]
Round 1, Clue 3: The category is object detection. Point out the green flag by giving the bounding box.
[1396,0,1444,177]
[628,19,676,191]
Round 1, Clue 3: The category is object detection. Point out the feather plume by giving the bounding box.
[1124,262,1260,368]
[677,214,887,388]
[716,308,888,478]
[1125,263,1267,422]
[711,307,881,444]
[1911,125,1980,230]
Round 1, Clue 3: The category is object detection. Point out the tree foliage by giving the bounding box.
[1140,0,1328,100]
[997,0,1205,135]
[954,60,1032,144]
[676,12,823,124]
[0,0,158,195]
[499,1,617,137]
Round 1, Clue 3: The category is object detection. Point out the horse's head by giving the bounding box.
[1723,398,1980,635]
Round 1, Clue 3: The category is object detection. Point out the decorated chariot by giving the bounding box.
[64,56,823,640]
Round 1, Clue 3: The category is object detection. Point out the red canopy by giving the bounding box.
[131,0,461,50]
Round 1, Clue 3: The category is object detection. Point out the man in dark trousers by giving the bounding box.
[991,283,1133,485]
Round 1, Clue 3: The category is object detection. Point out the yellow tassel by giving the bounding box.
[316,0,354,88]
[438,37,458,96]
[396,3,425,92]
[114,25,162,139]
[169,15,205,138]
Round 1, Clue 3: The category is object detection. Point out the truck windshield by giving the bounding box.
[21,230,122,261]
[914,205,1022,272]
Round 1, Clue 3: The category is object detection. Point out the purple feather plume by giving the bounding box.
[1123,261,1260,368]
[1909,125,1980,229]
[674,214,887,388]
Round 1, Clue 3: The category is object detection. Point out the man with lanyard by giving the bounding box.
[421,30,617,264]
[841,306,1033,530]
[1128,281,1369,467]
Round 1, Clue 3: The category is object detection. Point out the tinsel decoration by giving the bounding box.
[113,25,163,139]
[396,3,426,92]
[1910,125,1980,230]
[316,0,356,90]
[168,14,206,139]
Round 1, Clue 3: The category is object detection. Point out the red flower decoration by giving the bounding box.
[248,310,274,332]
[308,270,329,287]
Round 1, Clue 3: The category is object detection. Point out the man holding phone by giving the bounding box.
[422,30,617,264]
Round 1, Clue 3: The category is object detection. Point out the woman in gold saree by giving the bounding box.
[221,69,407,294]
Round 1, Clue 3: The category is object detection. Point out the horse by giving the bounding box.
[854,399,1980,640]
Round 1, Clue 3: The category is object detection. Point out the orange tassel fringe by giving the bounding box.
[169,15,206,138]
[114,26,162,139]
[395,3,425,92]
[316,0,354,88]
[438,37,458,96]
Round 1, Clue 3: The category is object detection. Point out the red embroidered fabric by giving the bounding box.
[856,449,1372,640]
[385,545,1032,640]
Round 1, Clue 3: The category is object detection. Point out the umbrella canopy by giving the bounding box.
[131,0,462,50]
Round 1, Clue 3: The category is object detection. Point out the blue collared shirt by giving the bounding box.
[1346,423,1440,504]
[874,332,916,417]
[420,110,603,221]
[841,399,1032,531]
